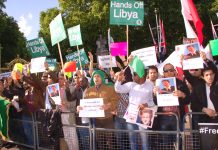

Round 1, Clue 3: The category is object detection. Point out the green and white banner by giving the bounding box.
[68,25,83,46]
[65,49,89,67]
[26,37,50,58]
[49,14,67,46]
[46,58,57,71]
[110,0,144,26]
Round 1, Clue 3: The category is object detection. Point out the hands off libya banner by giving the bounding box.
[0,97,11,140]
[110,0,144,26]
[26,37,50,58]
[65,49,89,68]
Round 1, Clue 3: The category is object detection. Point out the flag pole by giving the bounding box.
[154,8,160,60]
[126,25,129,63]
[76,45,83,71]
[108,28,112,71]
[57,43,64,69]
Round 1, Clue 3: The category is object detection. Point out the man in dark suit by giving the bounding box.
[191,58,218,123]
[184,45,200,60]
[159,79,175,94]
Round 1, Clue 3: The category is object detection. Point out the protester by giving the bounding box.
[113,71,130,150]
[147,65,159,85]
[191,57,218,123]
[115,57,155,150]
[77,70,119,149]
[58,72,79,150]
[153,63,190,148]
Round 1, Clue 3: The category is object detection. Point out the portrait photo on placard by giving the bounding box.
[136,108,155,129]
[183,42,200,60]
[48,83,60,97]
[157,77,176,94]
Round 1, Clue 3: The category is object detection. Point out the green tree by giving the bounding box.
[38,0,218,62]
[0,12,27,66]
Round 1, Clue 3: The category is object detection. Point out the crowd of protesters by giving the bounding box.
[0,50,218,150]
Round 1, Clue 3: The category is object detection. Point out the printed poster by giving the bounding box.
[136,107,156,129]
[124,103,139,123]
[175,42,203,70]
[47,83,61,105]
[79,98,105,118]
[156,77,179,106]
[98,55,117,68]
[131,46,158,67]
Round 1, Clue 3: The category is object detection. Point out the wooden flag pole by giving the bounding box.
[77,45,83,70]
[57,43,67,79]
[57,43,64,69]
[126,25,129,63]
[108,28,113,71]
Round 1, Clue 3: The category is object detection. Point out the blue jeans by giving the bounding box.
[22,114,34,145]
[127,123,149,150]
[114,116,129,150]
[127,123,139,150]
[138,126,149,150]
[77,123,90,150]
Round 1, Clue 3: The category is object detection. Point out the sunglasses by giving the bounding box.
[190,69,200,72]
[163,68,174,73]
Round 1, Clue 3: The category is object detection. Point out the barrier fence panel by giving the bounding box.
[3,111,186,150]
[182,112,207,150]
[7,117,36,150]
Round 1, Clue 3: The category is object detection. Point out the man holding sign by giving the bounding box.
[153,63,190,148]
[77,70,119,149]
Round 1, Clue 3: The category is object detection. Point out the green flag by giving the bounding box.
[0,97,11,140]
[130,56,145,78]
[209,39,218,56]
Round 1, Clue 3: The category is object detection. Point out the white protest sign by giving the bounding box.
[98,55,117,68]
[30,57,46,73]
[0,72,11,79]
[79,98,105,118]
[124,103,139,123]
[131,46,157,67]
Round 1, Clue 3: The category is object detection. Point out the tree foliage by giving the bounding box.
[0,12,27,66]
[38,0,218,62]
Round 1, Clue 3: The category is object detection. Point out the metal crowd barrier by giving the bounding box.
[4,111,187,150]
[182,112,208,150]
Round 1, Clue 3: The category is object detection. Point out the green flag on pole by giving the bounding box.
[130,56,145,78]
[0,96,11,140]
[209,39,218,56]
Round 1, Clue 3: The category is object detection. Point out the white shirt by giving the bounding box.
[115,81,154,106]
[206,84,215,110]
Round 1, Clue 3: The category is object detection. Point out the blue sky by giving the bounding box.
[4,0,59,40]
